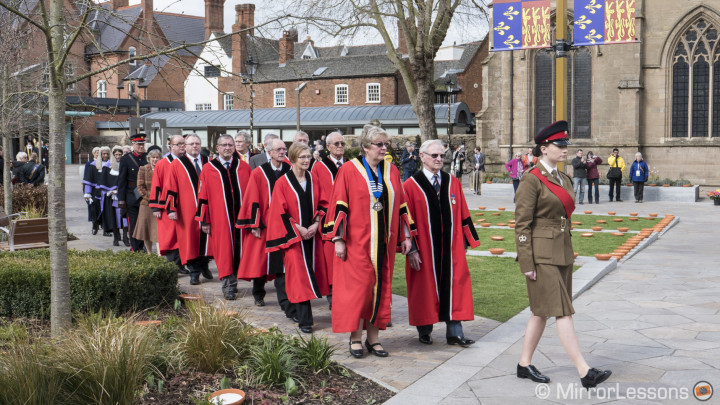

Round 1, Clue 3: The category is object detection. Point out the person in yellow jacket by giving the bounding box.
[607,148,625,202]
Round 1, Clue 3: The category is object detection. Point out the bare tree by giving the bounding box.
[288,0,488,141]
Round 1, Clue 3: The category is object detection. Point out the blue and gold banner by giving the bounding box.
[492,0,551,51]
[573,0,636,46]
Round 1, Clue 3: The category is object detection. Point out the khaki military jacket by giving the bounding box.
[515,166,575,273]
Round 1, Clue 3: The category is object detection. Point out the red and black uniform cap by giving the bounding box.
[534,121,571,146]
[131,133,146,143]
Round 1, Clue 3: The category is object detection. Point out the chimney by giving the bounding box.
[303,35,314,48]
[397,19,408,55]
[140,0,153,53]
[279,30,295,64]
[238,3,255,36]
[232,5,248,74]
[204,0,225,39]
[110,0,128,10]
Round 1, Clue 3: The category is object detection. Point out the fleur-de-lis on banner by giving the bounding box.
[585,0,602,14]
[575,15,592,30]
[504,35,520,48]
[494,21,509,36]
[585,29,602,44]
[504,6,519,20]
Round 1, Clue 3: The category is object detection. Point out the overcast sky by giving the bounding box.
[124,0,488,48]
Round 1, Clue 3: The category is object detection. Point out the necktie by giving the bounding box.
[551,169,562,186]
[432,174,440,195]
[336,161,342,169]
[225,162,230,170]
[194,158,201,174]
[275,169,282,178]
[241,154,246,162]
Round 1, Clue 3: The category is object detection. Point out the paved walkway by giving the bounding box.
[65,166,720,402]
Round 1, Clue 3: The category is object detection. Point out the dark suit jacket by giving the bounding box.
[248,152,269,170]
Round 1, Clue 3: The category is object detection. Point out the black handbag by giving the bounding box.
[606,160,622,179]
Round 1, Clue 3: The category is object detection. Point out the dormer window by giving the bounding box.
[129,46,137,66]
[301,43,317,59]
[340,45,349,56]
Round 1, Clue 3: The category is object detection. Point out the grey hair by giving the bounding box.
[92,147,101,154]
[217,134,234,145]
[635,152,642,158]
[185,133,201,144]
[326,131,344,144]
[293,131,309,142]
[147,148,162,159]
[263,133,279,147]
[267,138,286,151]
[358,125,390,156]
[16,151,28,161]
[236,131,251,143]
[419,139,443,154]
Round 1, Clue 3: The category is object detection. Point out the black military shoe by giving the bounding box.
[189,274,200,285]
[419,335,433,345]
[517,364,550,383]
[447,336,475,347]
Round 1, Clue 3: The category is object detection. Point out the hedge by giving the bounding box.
[0,249,179,318]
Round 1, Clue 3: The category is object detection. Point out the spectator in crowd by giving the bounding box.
[451,144,466,180]
[19,152,45,186]
[41,141,49,173]
[401,141,419,182]
[607,148,625,202]
[571,149,588,205]
[585,151,602,204]
[629,152,649,203]
[505,151,525,200]
[521,147,538,170]
[442,143,452,173]
[471,146,485,195]
[12,152,29,184]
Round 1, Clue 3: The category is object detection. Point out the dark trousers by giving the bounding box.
[165,248,182,268]
[417,320,463,338]
[252,276,267,301]
[608,178,622,201]
[633,181,645,201]
[126,203,144,251]
[295,301,313,327]
[221,274,238,295]
[187,256,209,276]
[512,178,520,202]
[274,274,295,318]
[587,178,600,203]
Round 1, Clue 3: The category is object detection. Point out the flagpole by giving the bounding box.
[556,0,568,121]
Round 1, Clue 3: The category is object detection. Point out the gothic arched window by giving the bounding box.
[671,19,719,137]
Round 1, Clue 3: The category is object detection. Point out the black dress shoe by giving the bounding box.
[92,228,98,235]
[290,316,299,323]
[178,266,190,275]
[254,298,265,307]
[189,274,200,285]
[349,340,364,358]
[113,240,120,246]
[517,364,550,383]
[201,268,214,280]
[419,335,433,345]
[365,340,389,357]
[617,199,623,202]
[299,326,313,334]
[447,336,475,347]
[224,291,237,300]
[103,231,112,237]
[580,368,612,389]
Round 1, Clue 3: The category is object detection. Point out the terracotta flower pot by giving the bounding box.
[477,219,486,222]
[508,220,516,224]
[492,213,501,216]
[490,236,504,241]
[481,223,491,227]
[613,218,623,222]
[474,213,484,216]
[629,217,639,221]
[612,232,625,236]
[608,211,616,215]
[209,389,246,405]
[478,206,486,210]
[498,207,506,211]
[617,227,629,232]
[591,226,603,231]
[629,212,638,216]
[136,320,162,327]
[649,213,658,217]
[596,220,607,224]
[595,254,612,261]
[683,184,691,187]
[581,233,594,237]
[496,223,507,227]
[663,184,670,187]
[489,248,505,255]
[573,252,579,259]
[571,221,582,225]
[486,181,493,184]
[509,224,516,228]
[645,217,656,220]
[648,183,657,187]
[584,210,592,214]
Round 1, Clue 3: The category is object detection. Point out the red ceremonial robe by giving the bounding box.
[403,170,481,326]
[235,161,292,279]
[149,155,178,255]
[323,157,416,333]
[164,154,211,265]
[310,156,342,294]
[196,157,251,279]
[266,171,329,302]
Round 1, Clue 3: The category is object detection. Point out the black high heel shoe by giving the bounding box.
[349,340,363,358]
[365,340,389,357]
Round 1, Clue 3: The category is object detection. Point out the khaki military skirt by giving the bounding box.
[526,263,575,317]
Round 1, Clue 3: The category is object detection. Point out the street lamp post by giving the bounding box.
[445,77,455,146]
[244,55,258,144]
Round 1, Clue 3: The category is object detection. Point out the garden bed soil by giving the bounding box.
[137,368,394,405]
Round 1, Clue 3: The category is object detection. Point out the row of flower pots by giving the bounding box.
[594,214,674,261]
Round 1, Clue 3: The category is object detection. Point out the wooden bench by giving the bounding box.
[0,217,50,252]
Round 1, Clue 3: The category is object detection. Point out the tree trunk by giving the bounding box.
[48,0,71,337]
[413,62,438,142]
[1,66,11,212]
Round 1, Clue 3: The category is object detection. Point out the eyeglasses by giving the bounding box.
[331,141,346,147]
[426,153,445,160]
[370,142,391,149]
[275,148,287,152]
[217,143,235,148]
[297,155,313,160]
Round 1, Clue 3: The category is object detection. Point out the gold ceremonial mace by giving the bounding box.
[556,0,568,173]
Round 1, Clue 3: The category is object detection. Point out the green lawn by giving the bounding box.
[471,228,633,256]
[469,209,665,231]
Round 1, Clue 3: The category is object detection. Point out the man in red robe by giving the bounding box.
[165,133,212,285]
[196,134,251,300]
[236,138,291,310]
[311,131,346,309]
[403,140,481,347]
[149,135,187,274]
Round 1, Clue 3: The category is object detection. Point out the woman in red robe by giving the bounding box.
[266,143,328,333]
[324,125,415,358]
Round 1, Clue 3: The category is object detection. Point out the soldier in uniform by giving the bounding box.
[117,133,148,252]
[514,121,612,390]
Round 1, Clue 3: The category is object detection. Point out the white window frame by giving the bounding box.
[366,83,380,103]
[127,81,135,99]
[274,88,286,108]
[128,46,137,66]
[195,103,212,111]
[224,93,234,110]
[97,80,107,98]
[335,84,349,104]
